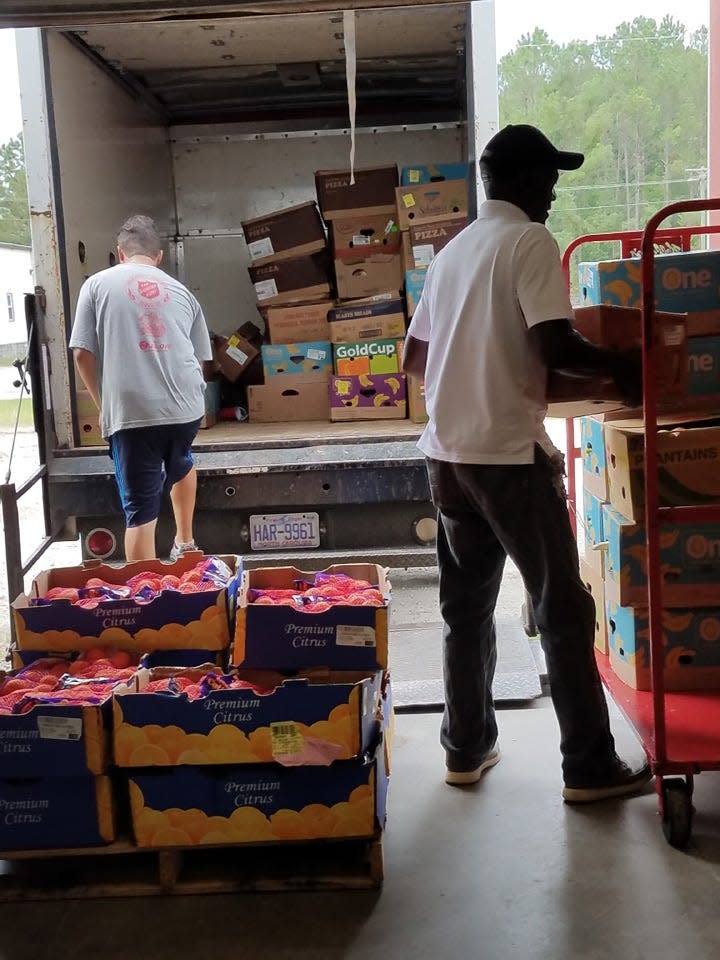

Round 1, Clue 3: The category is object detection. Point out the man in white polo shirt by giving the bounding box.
[403,124,649,804]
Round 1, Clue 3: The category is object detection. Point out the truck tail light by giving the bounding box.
[85,527,117,559]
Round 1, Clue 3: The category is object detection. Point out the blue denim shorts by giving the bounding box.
[108,419,201,527]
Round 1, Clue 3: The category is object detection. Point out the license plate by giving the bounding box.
[249,512,320,551]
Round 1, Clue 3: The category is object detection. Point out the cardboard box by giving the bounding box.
[249,252,331,306]
[408,216,467,267]
[405,268,428,317]
[315,165,398,221]
[332,339,403,376]
[261,341,332,379]
[200,379,221,429]
[0,775,115,850]
[603,503,720,607]
[605,415,720,523]
[128,739,388,847]
[407,376,428,424]
[75,389,98,419]
[607,599,720,691]
[330,373,407,421]
[395,180,468,230]
[327,299,406,343]
[242,201,326,266]
[583,489,607,549]
[688,335,720,398]
[579,250,720,313]
[334,253,403,301]
[247,377,330,423]
[330,213,400,257]
[78,418,105,447]
[579,412,643,501]
[12,554,241,654]
[265,302,332,345]
[0,669,112,777]
[400,163,468,186]
[113,667,385,767]
[579,558,607,655]
[214,327,261,382]
[232,564,390,671]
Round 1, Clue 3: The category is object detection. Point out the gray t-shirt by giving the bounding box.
[69,263,213,438]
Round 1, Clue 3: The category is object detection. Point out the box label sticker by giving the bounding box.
[37,716,83,741]
[352,235,371,246]
[408,170,421,183]
[270,721,305,756]
[248,237,275,260]
[336,625,376,648]
[413,244,435,267]
[402,194,416,209]
[254,279,279,301]
[662,323,686,347]
[226,345,249,365]
[306,348,327,361]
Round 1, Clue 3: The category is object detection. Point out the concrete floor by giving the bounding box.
[1,698,719,960]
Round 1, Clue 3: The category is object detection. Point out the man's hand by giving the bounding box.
[610,348,643,408]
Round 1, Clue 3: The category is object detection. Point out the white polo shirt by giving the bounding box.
[407,199,573,465]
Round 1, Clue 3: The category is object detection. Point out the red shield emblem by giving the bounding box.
[137,280,160,300]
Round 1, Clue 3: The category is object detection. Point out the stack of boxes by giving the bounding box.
[3,555,391,853]
[576,249,720,692]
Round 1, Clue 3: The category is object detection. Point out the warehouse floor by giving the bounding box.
[1,697,719,960]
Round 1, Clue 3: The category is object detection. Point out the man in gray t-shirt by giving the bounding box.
[70,214,213,562]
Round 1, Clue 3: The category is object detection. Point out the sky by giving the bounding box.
[0,0,711,145]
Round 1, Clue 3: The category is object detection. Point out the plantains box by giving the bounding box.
[607,599,720,692]
[603,503,720,607]
[249,252,331,306]
[12,554,241,654]
[327,299,406,343]
[128,738,389,847]
[232,563,390,671]
[332,338,403,376]
[0,774,115,850]
[605,414,720,523]
[395,180,468,230]
[0,666,113,777]
[330,373,407,421]
[113,666,385,766]
[247,377,330,423]
[330,212,400,257]
[334,253,403,301]
[315,165,398,221]
[261,341,332,379]
[408,216,467,267]
[264,301,332,344]
[242,201,326,266]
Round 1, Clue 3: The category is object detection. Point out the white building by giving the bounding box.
[0,242,32,357]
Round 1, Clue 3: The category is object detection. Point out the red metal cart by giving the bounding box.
[562,202,720,848]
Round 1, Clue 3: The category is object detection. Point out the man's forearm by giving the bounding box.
[552,331,618,377]
[73,349,101,409]
[402,335,429,379]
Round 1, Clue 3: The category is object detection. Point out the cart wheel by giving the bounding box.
[661,778,693,849]
[521,591,538,637]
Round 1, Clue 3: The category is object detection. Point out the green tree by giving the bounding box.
[0,133,30,246]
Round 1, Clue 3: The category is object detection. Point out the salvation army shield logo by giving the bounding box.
[138,280,160,300]
[127,273,170,306]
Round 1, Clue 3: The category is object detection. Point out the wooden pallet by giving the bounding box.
[0,835,384,900]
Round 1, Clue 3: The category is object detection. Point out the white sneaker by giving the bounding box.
[446,746,501,786]
[170,539,199,562]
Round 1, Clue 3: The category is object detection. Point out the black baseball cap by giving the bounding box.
[480,124,584,172]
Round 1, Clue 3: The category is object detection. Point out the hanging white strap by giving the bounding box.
[343,9,357,185]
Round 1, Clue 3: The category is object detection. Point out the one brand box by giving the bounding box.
[579,412,643,499]
[395,180,468,230]
[242,201,326,266]
[583,489,606,548]
[603,503,720,607]
[315,165,398,220]
[407,376,427,424]
[264,302,332,344]
[114,667,384,766]
[214,325,261,382]
[247,377,330,423]
[249,252,331,306]
[261,341,332,379]
[334,253,403,301]
[688,335,720,397]
[0,775,115,850]
[232,564,390,671]
[128,740,389,847]
[405,268,428,317]
[408,217,467,267]
[400,162,468,186]
[579,250,720,313]
[327,299,406,343]
[579,558,607,655]
[607,599,720,691]
[330,213,400,257]
[330,373,407,421]
[332,338,403,376]
[605,415,720,523]
[12,554,241,654]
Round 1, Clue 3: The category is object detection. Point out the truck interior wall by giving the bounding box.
[47,31,176,312]
[171,125,464,335]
